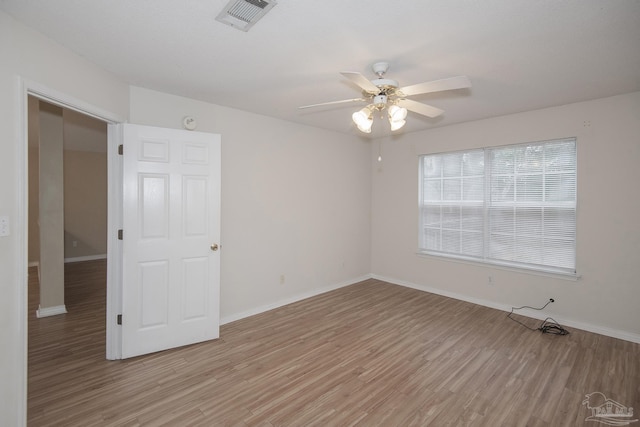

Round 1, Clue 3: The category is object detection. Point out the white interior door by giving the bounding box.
[120,123,221,358]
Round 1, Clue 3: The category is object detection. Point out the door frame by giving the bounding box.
[16,77,126,422]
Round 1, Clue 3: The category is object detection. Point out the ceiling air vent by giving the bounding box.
[215,0,277,32]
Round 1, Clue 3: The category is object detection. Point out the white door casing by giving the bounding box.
[120,124,221,358]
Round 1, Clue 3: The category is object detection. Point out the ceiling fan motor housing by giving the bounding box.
[371,61,399,98]
[371,78,399,92]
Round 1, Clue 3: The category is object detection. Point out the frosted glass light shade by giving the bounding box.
[352,108,373,133]
[388,105,407,122]
[390,119,406,131]
[357,119,373,132]
[388,105,407,131]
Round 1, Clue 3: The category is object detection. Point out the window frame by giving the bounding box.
[418,138,577,277]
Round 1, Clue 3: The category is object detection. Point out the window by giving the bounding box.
[419,138,576,275]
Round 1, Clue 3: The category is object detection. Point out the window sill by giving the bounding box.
[415,251,580,281]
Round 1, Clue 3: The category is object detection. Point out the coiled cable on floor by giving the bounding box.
[507,300,569,335]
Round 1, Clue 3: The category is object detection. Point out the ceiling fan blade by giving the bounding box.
[340,71,380,94]
[397,75,471,97]
[397,99,444,118]
[298,98,366,109]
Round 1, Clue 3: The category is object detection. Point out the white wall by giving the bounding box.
[0,10,129,426]
[129,87,372,322]
[371,91,640,341]
[63,149,108,260]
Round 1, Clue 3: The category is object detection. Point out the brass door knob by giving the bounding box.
[211,243,219,251]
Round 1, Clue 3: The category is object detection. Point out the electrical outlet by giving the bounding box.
[280,274,285,285]
[487,275,493,285]
[549,298,555,303]
[0,216,9,237]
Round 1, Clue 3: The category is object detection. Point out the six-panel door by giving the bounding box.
[121,124,221,358]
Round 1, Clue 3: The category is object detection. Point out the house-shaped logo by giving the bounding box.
[582,392,638,426]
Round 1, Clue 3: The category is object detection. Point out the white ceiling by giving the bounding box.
[3,0,640,139]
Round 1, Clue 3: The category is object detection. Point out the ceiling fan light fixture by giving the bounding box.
[352,107,373,133]
[357,122,373,133]
[388,105,407,131]
[388,105,407,122]
[390,119,406,131]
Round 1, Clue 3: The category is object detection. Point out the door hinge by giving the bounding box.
[118,144,123,155]
[117,314,122,325]
[118,229,123,240]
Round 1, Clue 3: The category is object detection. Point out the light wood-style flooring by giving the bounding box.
[28,260,639,426]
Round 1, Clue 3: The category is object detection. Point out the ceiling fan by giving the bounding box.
[299,61,471,133]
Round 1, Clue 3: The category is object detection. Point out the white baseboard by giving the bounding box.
[371,274,640,345]
[36,304,67,318]
[64,254,107,263]
[221,274,372,325]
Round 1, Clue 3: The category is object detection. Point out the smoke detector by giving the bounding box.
[215,0,277,32]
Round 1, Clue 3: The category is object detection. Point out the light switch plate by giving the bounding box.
[0,216,10,237]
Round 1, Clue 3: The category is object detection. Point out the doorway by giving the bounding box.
[18,81,125,424]
[27,96,109,309]
[26,96,110,419]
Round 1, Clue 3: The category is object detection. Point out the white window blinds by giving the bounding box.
[419,138,576,274]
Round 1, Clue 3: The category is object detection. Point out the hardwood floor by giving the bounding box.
[28,260,639,426]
